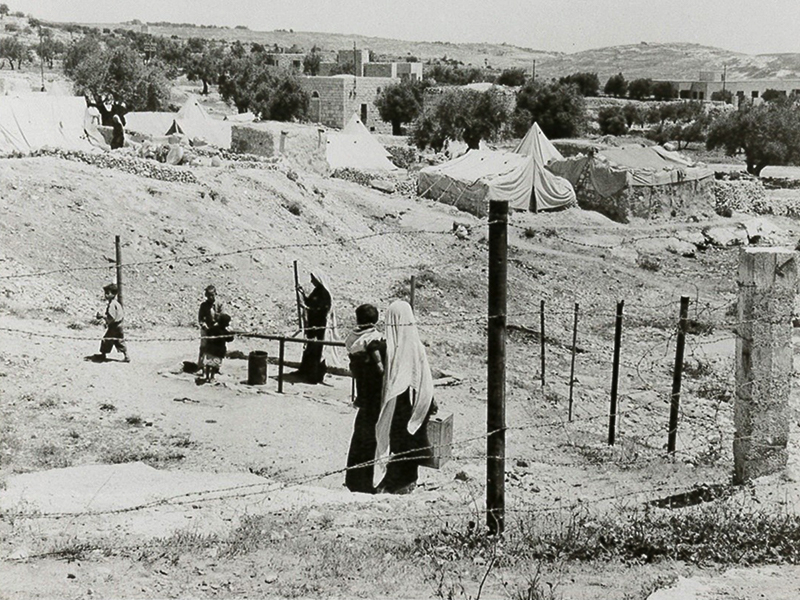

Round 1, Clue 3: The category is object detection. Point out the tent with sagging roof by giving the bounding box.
[416,123,575,217]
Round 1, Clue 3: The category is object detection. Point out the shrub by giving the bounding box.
[598,106,629,135]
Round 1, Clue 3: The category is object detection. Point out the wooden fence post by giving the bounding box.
[668,296,690,454]
[608,300,624,446]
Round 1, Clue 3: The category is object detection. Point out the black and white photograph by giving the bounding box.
[2,1,800,598]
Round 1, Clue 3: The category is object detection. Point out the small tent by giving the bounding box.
[325,114,399,172]
[0,96,97,155]
[124,97,232,148]
[417,123,575,217]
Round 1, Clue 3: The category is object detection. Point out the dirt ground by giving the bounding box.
[2,147,800,599]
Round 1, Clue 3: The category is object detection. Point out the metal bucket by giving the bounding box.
[247,350,269,385]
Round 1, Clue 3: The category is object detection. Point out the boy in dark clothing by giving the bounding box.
[96,283,129,362]
[344,304,385,493]
[204,313,233,382]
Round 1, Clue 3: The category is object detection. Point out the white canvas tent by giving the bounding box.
[124,97,232,148]
[417,123,575,216]
[325,114,399,172]
[0,95,98,155]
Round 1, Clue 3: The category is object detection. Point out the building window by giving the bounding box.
[752,91,759,98]
[698,92,704,100]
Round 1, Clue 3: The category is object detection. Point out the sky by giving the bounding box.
[10,0,800,55]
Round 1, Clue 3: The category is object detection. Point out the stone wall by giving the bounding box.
[299,77,346,129]
[231,122,328,175]
[364,63,396,78]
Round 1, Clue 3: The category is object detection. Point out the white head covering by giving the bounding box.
[373,300,434,487]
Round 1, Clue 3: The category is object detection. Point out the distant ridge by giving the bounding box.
[73,21,800,80]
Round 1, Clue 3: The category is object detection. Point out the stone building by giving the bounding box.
[263,53,305,72]
[299,75,398,133]
[363,62,423,82]
[659,71,800,102]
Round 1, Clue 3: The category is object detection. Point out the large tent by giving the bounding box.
[325,113,399,172]
[417,123,575,217]
[547,145,715,222]
[0,95,98,155]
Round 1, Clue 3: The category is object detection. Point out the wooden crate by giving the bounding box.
[423,413,453,469]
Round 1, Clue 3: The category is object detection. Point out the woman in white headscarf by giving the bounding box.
[373,300,437,494]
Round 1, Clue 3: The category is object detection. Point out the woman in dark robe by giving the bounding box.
[373,300,437,495]
[296,273,332,384]
[344,304,385,493]
[110,114,125,150]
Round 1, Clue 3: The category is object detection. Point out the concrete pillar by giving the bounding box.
[734,247,796,483]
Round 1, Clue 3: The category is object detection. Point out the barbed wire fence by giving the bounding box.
[2,205,792,553]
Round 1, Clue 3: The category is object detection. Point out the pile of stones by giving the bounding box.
[30,148,199,184]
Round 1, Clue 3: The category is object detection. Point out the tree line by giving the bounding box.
[4,7,800,176]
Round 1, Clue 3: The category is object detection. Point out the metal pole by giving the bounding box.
[668,296,690,454]
[568,302,579,422]
[277,338,285,393]
[487,200,508,536]
[608,300,624,446]
[540,299,546,388]
[410,275,417,312]
[115,235,123,307]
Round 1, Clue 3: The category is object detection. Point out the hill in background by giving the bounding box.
[73,21,800,80]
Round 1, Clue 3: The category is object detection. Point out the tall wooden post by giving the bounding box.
[487,200,508,536]
[115,235,123,307]
[668,296,690,454]
[410,275,417,312]
[734,248,796,483]
[608,300,624,446]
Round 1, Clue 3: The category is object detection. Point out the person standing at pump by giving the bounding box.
[197,285,223,372]
[296,273,334,384]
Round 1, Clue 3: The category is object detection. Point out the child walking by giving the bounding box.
[96,283,129,362]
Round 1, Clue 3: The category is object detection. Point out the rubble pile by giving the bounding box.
[712,178,766,216]
[331,168,374,186]
[29,148,199,184]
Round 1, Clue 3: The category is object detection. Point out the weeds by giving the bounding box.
[99,403,116,412]
[34,443,71,469]
[46,536,97,561]
[417,500,800,567]
[505,563,560,600]
[125,415,143,426]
